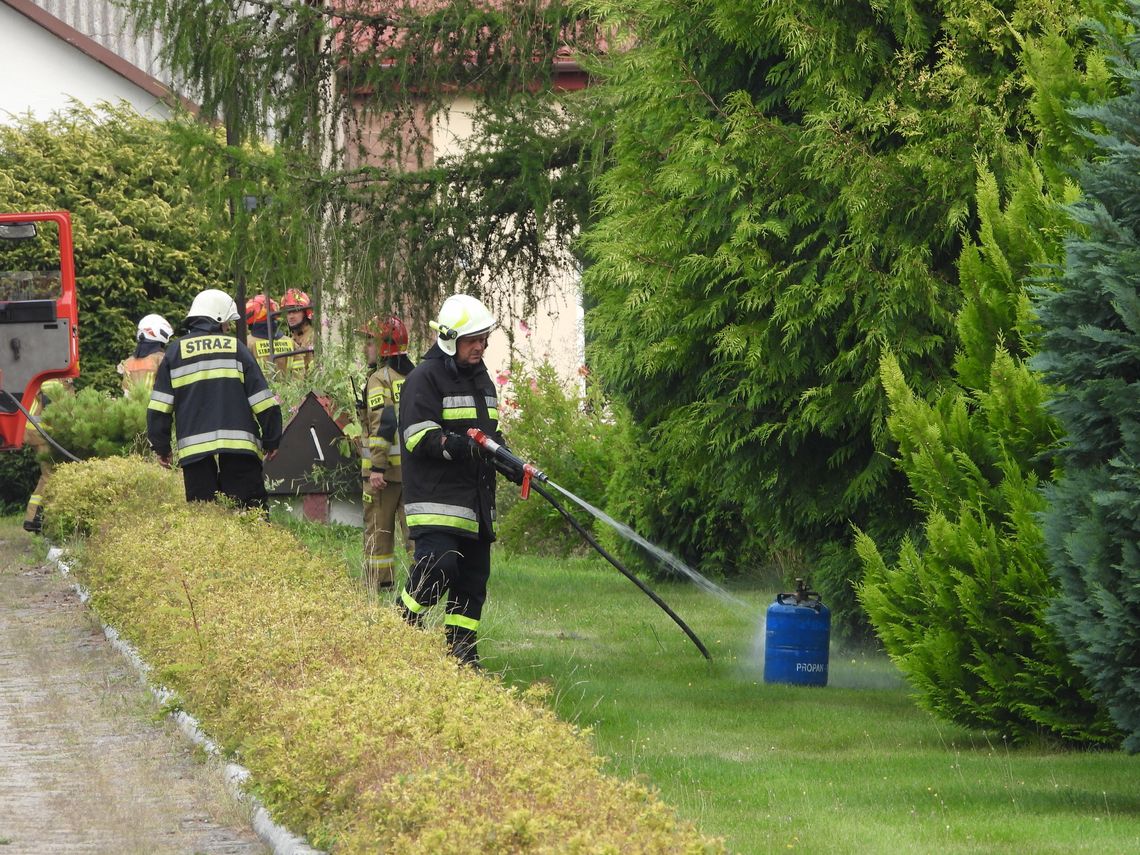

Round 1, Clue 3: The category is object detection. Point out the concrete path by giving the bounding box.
[0,519,268,855]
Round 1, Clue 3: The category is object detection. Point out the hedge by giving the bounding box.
[42,457,720,854]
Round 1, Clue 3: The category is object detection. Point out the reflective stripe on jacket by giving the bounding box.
[361,362,410,482]
[118,352,164,393]
[247,330,301,380]
[399,343,501,540]
[146,326,282,467]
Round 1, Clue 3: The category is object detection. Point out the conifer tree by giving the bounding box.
[1033,5,1140,753]
[122,0,603,330]
[855,22,1123,744]
[855,164,1116,746]
[580,0,1086,637]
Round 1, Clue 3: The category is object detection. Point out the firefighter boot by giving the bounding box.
[23,506,43,535]
[445,625,481,669]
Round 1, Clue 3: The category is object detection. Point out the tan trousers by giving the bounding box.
[362,480,411,591]
[24,468,49,528]
[24,432,51,530]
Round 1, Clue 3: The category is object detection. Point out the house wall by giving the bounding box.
[0,2,173,123]
[341,93,585,389]
[431,95,585,390]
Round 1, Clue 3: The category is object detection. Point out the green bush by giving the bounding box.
[1034,14,1140,752]
[496,360,632,556]
[42,454,182,538]
[0,103,231,391]
[42,457,720,853]
[857,160,1119,748]
[0,444,40,514]
[39,383,152,461]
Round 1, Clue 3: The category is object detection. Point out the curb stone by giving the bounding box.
[46,545,326,855]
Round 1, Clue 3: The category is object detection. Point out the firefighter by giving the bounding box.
[245,294,296,380]
[281,288,315,376]
[358,315,415,592]
[117,313,173,393]
[398,294,510,667]
[147,288,282,508]
[22,378,72,534]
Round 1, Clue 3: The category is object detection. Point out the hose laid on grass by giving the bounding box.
[529,480,712,661]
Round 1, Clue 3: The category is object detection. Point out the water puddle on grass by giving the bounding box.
[547,480,750,609]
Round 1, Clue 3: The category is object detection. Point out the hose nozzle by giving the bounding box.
[467,428,547,498]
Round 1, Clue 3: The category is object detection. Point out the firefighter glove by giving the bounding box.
[493,456,525,485]
[442,431,479,461]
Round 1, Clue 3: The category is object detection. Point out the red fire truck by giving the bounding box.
[0,211,80,450]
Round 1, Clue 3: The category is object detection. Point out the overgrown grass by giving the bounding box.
[279,514,1140,854]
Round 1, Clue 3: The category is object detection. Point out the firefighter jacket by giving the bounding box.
[360,355,413,482]
[289,322,314,376]
[117,341,164,393]
[399,343,501,540]
[23,387,50,454]
[147,321,282,466]
[23,379,71,453]
[247,323,299,380]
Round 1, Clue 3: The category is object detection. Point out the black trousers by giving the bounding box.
[401,530,492,664]
[181,453,268,509]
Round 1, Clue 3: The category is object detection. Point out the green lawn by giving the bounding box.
[279,513,1140,853]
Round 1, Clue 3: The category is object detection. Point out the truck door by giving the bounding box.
[0,211,79,450]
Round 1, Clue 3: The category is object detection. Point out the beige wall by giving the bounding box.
[432,96,584,390]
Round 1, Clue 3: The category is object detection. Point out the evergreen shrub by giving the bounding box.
[39,383,152,461]
[0,445,40,514]
[1033,9,1140,752]
[857,355,1117,747]
[857,161,1119,747]
[43,454,182,538]
[496,360,633,556]
[43,457,721,853]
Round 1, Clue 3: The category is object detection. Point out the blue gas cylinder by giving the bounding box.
[763,579,830,686]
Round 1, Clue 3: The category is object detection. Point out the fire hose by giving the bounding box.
[467,428,712,660]
[1,388,82,462]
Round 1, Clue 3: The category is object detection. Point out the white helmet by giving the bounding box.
[186,288,240,323]
[429,294,497,356]
[136,313,173,344]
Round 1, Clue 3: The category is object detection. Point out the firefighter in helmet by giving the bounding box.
[398,294,518,666]
[147,288,281,508]
[245,294,296,379]
[117,313,173,393]
[281,288,315,376]
[358,314,415,591]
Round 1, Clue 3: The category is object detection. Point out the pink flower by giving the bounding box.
[577,364,590,377]
[495,369,511,386]
[529,377,539,392]
[519,319,532,338]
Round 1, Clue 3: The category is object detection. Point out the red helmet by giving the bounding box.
[245,294,280,326]
[281,288,313,321]
[359,315,409,356]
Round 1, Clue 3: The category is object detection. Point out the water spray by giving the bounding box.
[467,428,712,660]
